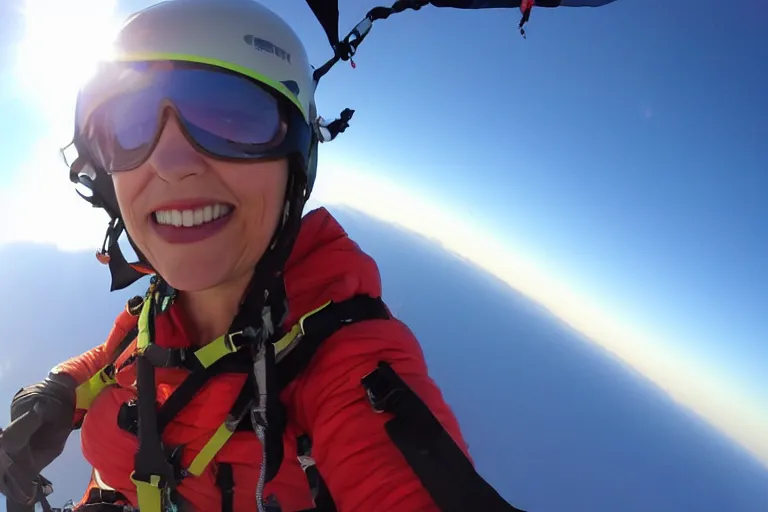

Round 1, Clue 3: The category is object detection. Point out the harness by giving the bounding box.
[61,288,523,512]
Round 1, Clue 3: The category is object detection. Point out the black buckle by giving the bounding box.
[142,345,186,368]
[361,361,405,413]
[117,400,139,436]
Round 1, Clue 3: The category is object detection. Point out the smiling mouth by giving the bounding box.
[152,203,234,228]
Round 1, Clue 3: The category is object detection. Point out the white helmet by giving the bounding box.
[113,0,320,192]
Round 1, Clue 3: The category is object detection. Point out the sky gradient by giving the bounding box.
[0,0,766,464]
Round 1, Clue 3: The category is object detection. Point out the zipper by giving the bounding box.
[255,421,268,512]
[251,337,269,512]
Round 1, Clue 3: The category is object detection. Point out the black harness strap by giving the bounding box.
[156,355,252,433]
[216,463,234,512]
[131,299,177,506]
[276,295,390,390]
[361,361,527,512]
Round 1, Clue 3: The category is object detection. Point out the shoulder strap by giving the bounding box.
[361,362,526,511]
[275,295,391,391]
[73,296,143,414]
[291,298,525,512]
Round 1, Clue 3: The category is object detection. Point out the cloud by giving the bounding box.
[0,134,111,251]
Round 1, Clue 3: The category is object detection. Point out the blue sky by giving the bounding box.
[0,0,766,464]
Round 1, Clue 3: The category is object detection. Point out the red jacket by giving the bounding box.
[55,207,471,511]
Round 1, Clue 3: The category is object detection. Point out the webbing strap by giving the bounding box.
[131,293,176,512]
[216,464,234,512]
[140,331,250,371]
[156,357,250,434]
[128,474,162,512]
[186,379,253,477]
[361,362,527,512]
[74,369,116,411]
[186,424,234,477]
[74,326,138,411]
[276,295,390,390]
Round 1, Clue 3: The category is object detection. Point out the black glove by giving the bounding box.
[0,372,76,506]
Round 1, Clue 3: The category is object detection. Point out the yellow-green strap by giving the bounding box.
[193,300,332,368]
[193,334,237,369]
[130,472,164,512]
[74,367,116,410]
[273,301,332,357]
[186,423,236,477]
[136,294,153,352]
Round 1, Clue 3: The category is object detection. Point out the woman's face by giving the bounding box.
[112,115,289,292]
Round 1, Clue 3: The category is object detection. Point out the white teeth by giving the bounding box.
[172,210,182,227]
[153,203,232,228]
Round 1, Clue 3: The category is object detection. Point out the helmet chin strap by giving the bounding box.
[96,216,152,291]
[68,160,153,291]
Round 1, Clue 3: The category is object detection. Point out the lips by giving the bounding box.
[150,201,235,244]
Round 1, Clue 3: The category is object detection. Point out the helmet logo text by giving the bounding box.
[243,35,291,64]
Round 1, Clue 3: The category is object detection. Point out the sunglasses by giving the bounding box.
[72,61,310,174]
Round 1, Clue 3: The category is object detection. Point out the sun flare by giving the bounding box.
[14,0,122,140]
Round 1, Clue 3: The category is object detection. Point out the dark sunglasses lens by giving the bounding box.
[79,65,284,172]
[174,68,281,146]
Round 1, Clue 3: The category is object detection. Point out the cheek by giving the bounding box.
[111,171,149,239]
[228,164,289,226]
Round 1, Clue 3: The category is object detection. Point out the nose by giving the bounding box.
[147,111,208,181]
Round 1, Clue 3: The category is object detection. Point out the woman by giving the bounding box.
[0,1,519,511]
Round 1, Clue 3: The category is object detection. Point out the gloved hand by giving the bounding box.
[0,372,76,506]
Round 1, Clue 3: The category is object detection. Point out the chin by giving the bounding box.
[155,258,234,292]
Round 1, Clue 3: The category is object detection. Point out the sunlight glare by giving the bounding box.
[14,0,121,141]
[0,0,123,250]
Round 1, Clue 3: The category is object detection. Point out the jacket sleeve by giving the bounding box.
[288,317,472,512]
[51,308,138,427]
[52,308,138,386]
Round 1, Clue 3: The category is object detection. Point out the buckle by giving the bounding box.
[130,471,167,512]
[142,345,185,368]
[126,296,144,316]
[361,362,404,414]
[298,301,333,338]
